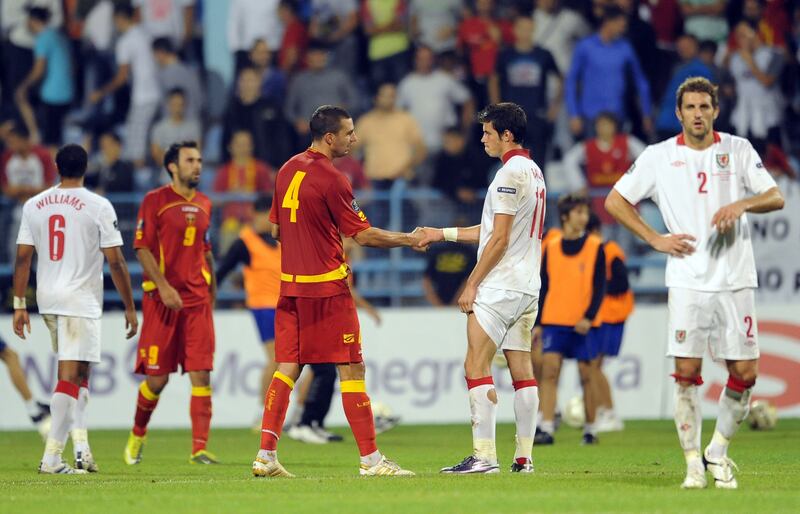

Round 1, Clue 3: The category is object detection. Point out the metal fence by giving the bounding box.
[0,182,668,310]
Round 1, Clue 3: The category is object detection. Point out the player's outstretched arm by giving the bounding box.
[711,186,784,233]
[605,189,696,258]
[102,246,139,339]
[136,248,183,310]
[415,225,481,247]
[353,226,426,250]
[12,244,34,340]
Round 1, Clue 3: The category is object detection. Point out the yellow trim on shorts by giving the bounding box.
[340,380,366,393]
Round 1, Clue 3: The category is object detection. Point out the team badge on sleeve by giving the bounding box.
[497,187,517,194]
[352,199,367,221]
[136,218,144,240]
[675,330,687,343]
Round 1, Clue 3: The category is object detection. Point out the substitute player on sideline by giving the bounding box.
[13,144,138,474]
[252,105,424,478]
[124,141,219,465]
[606,77,784,489]
[417,103,546,474]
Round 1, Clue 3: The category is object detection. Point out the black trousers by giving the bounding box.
[299,363,337,427]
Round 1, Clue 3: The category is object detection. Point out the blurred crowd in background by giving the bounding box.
[1,0,799,307]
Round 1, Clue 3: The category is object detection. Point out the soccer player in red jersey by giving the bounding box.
[252,105,425,478]
[124,141,219,465]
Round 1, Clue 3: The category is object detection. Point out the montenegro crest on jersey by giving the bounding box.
[715,153,730,168]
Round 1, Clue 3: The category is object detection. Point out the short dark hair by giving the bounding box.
[310,105,351,140]
[114,2,135,19]
[557,192,590,225]
[167,87,186,99]
[279,0,300,14]
[56,144,88,178]
[586,212,602,233]
[254,195,272,213]
[478,103,527,144]
[27,6,51,23]
[698,39,718,55]
[7,123,30,139]
[163,140,199,177]
[676,76,719,109]
[152,37,175,54]
[601,5,627,23]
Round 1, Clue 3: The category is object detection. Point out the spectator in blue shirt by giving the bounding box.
[565,6,652,139]
[655,34,712,140]
[15,6,75,152]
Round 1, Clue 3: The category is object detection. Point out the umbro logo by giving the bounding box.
[671,161,686,167]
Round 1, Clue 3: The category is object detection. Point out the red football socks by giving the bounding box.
[259,372,294,451]
[133,381,160,437]
[190,386,213,453]
[341,380,378,457]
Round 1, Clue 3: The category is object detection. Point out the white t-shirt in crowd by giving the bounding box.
[613,132,777,292]
[116,25,161,105]
[16,186,123,319]
[477,150,547,296]
[133,0,194,44]
[227,0,283,51]
[397,70,471,151]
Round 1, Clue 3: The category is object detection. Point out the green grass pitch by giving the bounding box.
[1,420,798,513]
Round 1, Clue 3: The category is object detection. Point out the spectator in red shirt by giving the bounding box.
[0,124,57,204]
[278,0,309,74]
[457,0,513,107]
[214,129,274,227]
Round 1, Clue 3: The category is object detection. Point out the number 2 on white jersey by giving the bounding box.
[282,171,307,223]
[529,188,546,240]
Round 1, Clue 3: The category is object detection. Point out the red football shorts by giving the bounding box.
[275,293,362,364]
[135,293,215,375]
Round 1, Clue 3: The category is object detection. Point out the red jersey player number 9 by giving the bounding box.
[281,171,307,222]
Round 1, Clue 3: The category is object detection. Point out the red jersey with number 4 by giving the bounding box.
[270,149,371,298]
[134,185,213,307]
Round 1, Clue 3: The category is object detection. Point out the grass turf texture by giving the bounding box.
[1,420,798,514]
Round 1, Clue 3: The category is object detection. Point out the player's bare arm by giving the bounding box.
[11,244,35,339]
[136,248,183,310]
[605,189,696,257]
[711,186,784,233]
[353,226,426,250]
[205,251,217,307]
[415,225,481,247]
[101,246,138,339]
[458,214,513,313]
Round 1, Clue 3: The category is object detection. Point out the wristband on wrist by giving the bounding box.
[13,296,26,310]
[443,227,458,242]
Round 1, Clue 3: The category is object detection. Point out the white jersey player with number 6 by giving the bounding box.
[12,144,138,475]
[416,103,546,474]
[605,77,784,490]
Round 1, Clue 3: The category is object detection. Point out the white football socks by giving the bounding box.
[469,384,497,464]
[513,385,538,462]
[72,385,91,455]
[707,386,751,459]
[43,392,77,467]
[674,384,702,468]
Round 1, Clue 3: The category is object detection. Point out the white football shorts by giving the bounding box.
[42,314,102,363]
[472,286,538,352]
[667,287,759,362]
